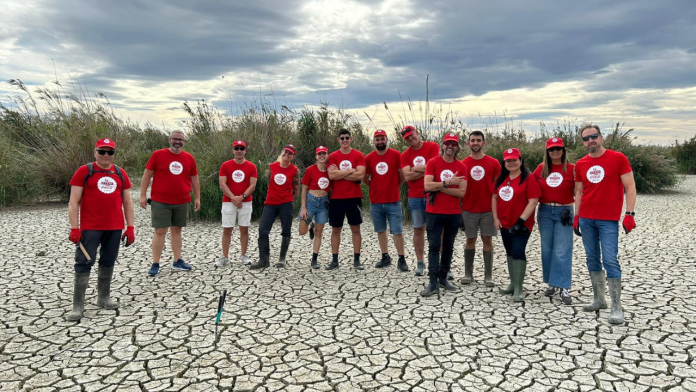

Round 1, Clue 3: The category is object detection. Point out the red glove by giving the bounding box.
[573,216,581,237]
[69,228,81,244]
[121,226,135,247]
[622,215,636,234]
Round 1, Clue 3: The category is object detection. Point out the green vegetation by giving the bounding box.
[671,135,696,174]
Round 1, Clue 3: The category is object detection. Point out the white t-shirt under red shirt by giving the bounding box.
[575,149,632,221]
[69,163,133,231]
[219,159,257,202]
[365,148,402,204]
[145,149,198,205]
[424,156,467,214]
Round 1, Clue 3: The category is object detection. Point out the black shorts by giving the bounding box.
[329,197,363,227]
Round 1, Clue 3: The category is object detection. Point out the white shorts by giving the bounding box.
[222,202,252,228]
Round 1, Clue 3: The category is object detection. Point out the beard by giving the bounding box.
[469,145,481,153]
[376,143,387,151]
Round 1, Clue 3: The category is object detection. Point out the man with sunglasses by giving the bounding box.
[66,138,135,321]
[326,128,366,270]
[400,125,440,276]
[216,140,258,268]
[575,124,636,325]
[140,130,201,277]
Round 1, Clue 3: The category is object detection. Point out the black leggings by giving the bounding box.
[74,230,121,273]
[258,202,294,240]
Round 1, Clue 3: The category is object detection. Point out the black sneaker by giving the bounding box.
[325,260,339,270]
[374,255,391,268]
[311,258,319,269]
[308,222,315,240]
[420,282,440,297]
[354,259,365,270]
[544,286,557,297]
[439,279,460,292]
[397,257,409,272]
[560,288,572,305]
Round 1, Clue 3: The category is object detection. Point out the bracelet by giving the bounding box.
[442,181,448,189]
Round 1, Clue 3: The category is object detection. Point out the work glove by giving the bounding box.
[509,218,530,236]
[573,216,581,237]
[69,228,81,244]
[560,209,572,226]
[622,215,636,234]
[459,219,466,232]
[121,226,135,247]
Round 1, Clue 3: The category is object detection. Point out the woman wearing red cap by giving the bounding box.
[249,144,300,270]
[533,138,575,305]
[298,146,331,269]
[493,148,541,302]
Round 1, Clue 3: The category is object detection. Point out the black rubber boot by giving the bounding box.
[460,249,475,284]
[250,237,270,270]
[276,237,291,268]
[499,256,514,295]
[483,250,495,287]
[96,266,118,310]
[66,272,90,321]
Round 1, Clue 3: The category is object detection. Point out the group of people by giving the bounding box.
[66,124,636,326]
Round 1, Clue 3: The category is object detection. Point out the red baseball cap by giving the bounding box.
[401,125,416,139]
[233,140,246,148]
[503,148,521,160]
[284,144,297,154]
[316,145,328,154]
[95,138,116,149]
[443,133,459,143]
[546,137,564,149]
[374,129,387,138]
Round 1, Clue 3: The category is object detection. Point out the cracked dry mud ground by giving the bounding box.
[2,177,696,392]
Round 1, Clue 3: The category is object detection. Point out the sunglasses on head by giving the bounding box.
[548,147,563,152]
[339,136,351,141]
[581,133,600,142]
[96,149,115,156]
[234,147,246,151]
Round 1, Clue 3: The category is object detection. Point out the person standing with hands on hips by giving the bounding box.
[574,124,636,325]
[493,148,541,302]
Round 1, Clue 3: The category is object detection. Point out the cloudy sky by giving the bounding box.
[1,0,696,143]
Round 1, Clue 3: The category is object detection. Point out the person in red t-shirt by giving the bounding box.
[420,133,467,297]
[215,140,258,269]
[460,131,502,287]
[363,130,407,271]
[249,144,300,269]
[326,128,366,270]
[533,137,576,305]
[139,130,200,276]
[493,148,541,303]
[400,125,441,276]
[66,138,135,321]
[575,124,636,325]
[298,146,331,269]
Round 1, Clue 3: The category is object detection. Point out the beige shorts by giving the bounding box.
[461,210,498,238]
[222,201,252,228]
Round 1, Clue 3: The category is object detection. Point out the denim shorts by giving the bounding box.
[370,202,403,234]
[408,197,427,229]
[297,193,329,224]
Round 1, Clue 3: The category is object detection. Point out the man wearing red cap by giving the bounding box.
[460,131,502,286]
[421,132,467,296]
[326,128,366,270]
[575,124,636,325]
[139,130,200,277]
[400,125,440,276]
[216,140,257,268]
[66,138,135,321]
[364,129,407,271]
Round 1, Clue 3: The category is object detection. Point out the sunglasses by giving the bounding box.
[339,136,351,141]
[581,133,600,142]
[96,149,115,156]
[444,141,458,146]
[171,137,186,142]
[234,147,246,151]
[547,147,563,152]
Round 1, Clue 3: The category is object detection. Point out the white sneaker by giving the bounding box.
[241,255,251,265]
[215,257,229,268]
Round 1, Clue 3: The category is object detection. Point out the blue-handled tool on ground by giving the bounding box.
[215,289,227,346]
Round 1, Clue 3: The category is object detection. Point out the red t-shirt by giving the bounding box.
[219,159,257,202]
[575,149,632,221]
[424,156,467,214]
[533,163,575,205]
[365,148,402,204]
[145,149,199,204]
[302,165,331,191]
[495,174,542,232]
[69,164,133,231]
[328,148,365,199]
[400,141,440,199]
[265,162,298,205]
[461,155,501,213]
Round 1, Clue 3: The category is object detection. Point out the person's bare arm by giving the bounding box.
[191,175,201,212]
[139,169,154,209]
[520,198,539,221]
[492,195,501,230]
[621,172,637,212]
[293,170,301,196]
[402,165,426,181]
[398,168,405,187]
[327,165,355,180]
[219,176,234,199]
[574,181,583,216]
[344,166,366,181]
[122,189,135,226]
[68,186,83,228]
[441,178,466,198]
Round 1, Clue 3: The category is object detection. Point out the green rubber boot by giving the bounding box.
[96,266,118,310]
[499,255,514,295]
[512,259,527,302]
[66,272,90,321]
[607,278,624,325]
[583,270,609,312]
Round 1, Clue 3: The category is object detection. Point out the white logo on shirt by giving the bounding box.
[499,185,514,201]
[274,173,287,185]
[318,177,329,189]
[413,156,426,167]
[470,165,485,181]
[546,172,563,188]
[375,162,388,175]
[587,165,605,184]
[440,169,454,182]
[169,161,183,175]
[232,170,245,183]
[339,160,353,170]
[97,176,117,194]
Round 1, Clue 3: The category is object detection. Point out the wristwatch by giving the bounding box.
[625,211,635,216]
[242,193,247,199]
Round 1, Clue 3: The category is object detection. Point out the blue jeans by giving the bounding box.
[370,202,403,234]
[579,218,621,279]
[297,193,329,224]
[500,229,530,261]
[408,197,427,228]
[537,205,574,289]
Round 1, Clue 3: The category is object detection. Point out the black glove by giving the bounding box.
[560,209,572,226]
[459,219,466,232]
[509,218,530,236]
[424,190,437,206]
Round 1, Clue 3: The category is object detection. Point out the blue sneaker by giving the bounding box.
[172,258,192,271]
[148,263,160,277]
